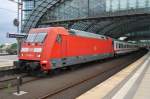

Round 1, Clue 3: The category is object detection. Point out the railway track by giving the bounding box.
[0,69,16,77]
[38,61,127,99]
[0,73,26,83]
[0,49,147,99]
[0,73,39,90]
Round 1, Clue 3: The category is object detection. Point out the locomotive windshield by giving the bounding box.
[26,34,36,42]
[26,32,47,43]
[34,33,47,43]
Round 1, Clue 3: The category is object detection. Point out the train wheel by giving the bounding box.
[51,68,61,75]
[68,65,78,71]
[30,70,47,77]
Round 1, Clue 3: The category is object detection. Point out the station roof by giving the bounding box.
[22,0,150,41]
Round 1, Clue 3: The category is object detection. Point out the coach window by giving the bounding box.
[116,44,118,48]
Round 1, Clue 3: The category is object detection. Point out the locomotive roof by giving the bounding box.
[69,29,108,39]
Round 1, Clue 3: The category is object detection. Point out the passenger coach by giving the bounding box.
[114,40,138,55]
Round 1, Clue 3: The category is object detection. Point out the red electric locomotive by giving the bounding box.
[15,27,114,72]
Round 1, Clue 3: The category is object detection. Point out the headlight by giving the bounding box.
[21,48,29,52]
[41,60,48,63]
[37,54,41,58]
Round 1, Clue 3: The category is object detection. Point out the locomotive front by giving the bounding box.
[15,29,48,72]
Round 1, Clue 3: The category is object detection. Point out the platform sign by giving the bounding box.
[7,33,27,38]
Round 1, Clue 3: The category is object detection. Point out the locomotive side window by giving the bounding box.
[56,34,62,43]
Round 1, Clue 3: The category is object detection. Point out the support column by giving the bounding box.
[118,0,121,10]
[126,0,129,10]
[17,0,19,33]
[104,0,107,12]
[136,0,139,9]
[145,0,149,7]
[87,0,90,16]
[110,0,113,12]
[20,0,23,33]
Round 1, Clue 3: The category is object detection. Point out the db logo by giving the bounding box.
[29,48,34,52]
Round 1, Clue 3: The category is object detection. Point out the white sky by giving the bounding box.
[0,0,17,44]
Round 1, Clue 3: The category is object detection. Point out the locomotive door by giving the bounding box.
[57,34,67,58]
[62,37,67,58]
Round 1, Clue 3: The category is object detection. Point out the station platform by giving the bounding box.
[77,51,150,99]
[0,55,17,70]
